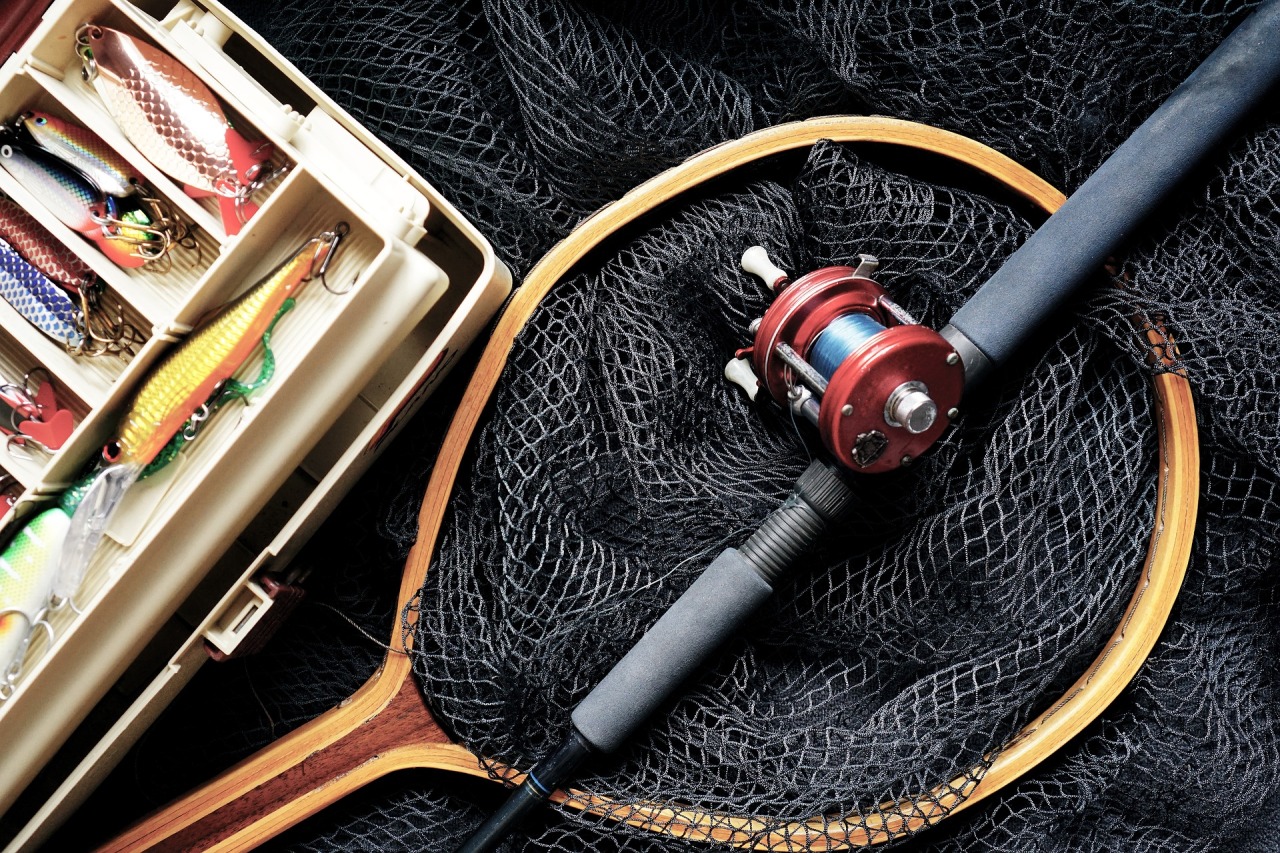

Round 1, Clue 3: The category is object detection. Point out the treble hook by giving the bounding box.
[5,366,53,420]
[0,605,62,701]
[5,433,51,460]
[0,382,40,429]
[136,192,200,260]
[311,222,354,295]
[46,593,83,617]
[0,637,24,701]
[242,158,290,196]
[69,290,138,359]
[214,157,290,226]
[89,205,172,263]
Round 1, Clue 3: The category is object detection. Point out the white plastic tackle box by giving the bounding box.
[0,0,510,847]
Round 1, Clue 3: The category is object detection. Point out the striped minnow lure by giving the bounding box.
[0,128,154,268]
[0,506,71,696]
[0,195,95,293]
[21,111,140,198]
[0,237,83,348]
[52,224,349,600]
[78,25,278,236]
[21,111,194,262]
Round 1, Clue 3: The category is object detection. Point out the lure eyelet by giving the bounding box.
[75,24,104,44]
[75,25,102,82]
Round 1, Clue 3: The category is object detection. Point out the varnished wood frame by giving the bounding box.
[99,116,1198,852]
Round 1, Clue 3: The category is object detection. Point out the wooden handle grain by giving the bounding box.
[97,668,485,853]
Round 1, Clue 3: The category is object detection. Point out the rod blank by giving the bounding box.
[946,1,1280,387]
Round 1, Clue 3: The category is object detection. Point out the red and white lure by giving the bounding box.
[0,192,143,356]
[76,25,282,236]
[0,370,76,454]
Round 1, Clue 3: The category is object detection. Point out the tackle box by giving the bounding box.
[0,0,510,847]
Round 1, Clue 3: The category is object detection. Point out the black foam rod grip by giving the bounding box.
[946,1,1280,375]
[571,548,773,754]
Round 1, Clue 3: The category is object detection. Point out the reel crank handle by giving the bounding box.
[944,1,1280,390]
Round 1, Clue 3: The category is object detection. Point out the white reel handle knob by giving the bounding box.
[741,246,788,291]
[724,357,761,402]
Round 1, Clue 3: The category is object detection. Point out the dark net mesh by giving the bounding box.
[406,142,1157,846]
[65,1,1280,851]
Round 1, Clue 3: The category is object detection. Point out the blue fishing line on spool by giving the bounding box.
[808,313,884,379]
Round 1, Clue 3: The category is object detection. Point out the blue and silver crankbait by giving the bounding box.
[21,111,140,199]
[0,237,82,349]
[0,127,162,268]
[20,111,194,263]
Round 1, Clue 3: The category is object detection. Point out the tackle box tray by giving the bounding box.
[0,0,510,847]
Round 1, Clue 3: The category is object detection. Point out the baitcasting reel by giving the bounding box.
[727,247,963,472]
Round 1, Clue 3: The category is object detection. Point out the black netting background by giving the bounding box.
[59,1,1280,852]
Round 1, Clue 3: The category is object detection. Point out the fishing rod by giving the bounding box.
[459,5,1280,850]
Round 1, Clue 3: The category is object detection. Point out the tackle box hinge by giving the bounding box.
[202,573,305,661]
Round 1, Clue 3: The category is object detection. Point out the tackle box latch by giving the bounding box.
[202,574,306,661]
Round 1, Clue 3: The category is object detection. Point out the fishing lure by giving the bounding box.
[0,506,72,697]
[52,224,349,602]
[21,111,194,261]
[0,370,76,454]
[0,195,95,293]
[21,111,140,198]
[77,25,279,236]
[0,237,83,349]
[0,200,140,356]
[0,128,157,268]
[0,459,101,697]
[0,229,136,358]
